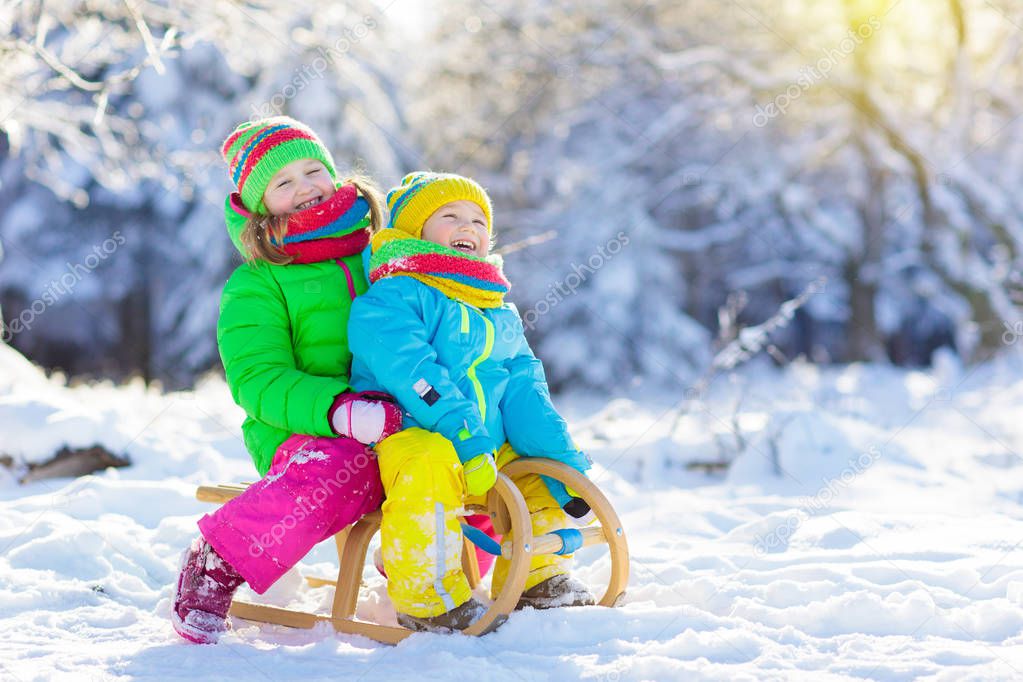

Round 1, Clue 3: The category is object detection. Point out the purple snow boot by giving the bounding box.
[171,537,246,644]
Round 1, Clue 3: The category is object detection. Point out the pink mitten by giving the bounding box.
[329,391,403,444]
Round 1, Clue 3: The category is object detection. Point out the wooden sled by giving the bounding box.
[195,458,628,644]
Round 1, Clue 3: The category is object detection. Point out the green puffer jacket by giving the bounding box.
[217,196,368,475]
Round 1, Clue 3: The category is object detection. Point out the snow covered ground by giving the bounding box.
[2,341,1023,681]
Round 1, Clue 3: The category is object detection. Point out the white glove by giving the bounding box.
[329,391,403,444]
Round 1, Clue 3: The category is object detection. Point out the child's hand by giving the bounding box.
[329,391,403,445]
[463,453,498,497]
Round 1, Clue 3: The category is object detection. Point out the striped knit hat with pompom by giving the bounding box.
[221,116,337,215]
[386,172,493,238]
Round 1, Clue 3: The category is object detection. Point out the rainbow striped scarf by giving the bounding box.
[270,183,370,264]
[368,230,510,308]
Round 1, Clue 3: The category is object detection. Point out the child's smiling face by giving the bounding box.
[262,159,336,216]
[421,200,490,257]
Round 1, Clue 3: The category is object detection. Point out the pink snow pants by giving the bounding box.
[464,513,501,578]
[197,434,384,594]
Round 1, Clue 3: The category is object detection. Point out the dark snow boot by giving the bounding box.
[171,537,246,644]
[396,597,487,634]
[516,573,594,610]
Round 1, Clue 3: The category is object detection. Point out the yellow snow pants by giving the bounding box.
[376,427,572,618]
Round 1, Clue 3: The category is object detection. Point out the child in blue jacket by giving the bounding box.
[348,172,593,632]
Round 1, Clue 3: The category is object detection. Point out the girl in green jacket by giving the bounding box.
[171,116,401,644]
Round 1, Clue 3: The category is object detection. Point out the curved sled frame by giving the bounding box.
[499,458,629,607]
[194,458,628,644]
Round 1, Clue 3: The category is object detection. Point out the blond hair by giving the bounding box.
[240,175,386,264]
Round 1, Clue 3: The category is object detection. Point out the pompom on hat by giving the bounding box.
[221,116,337,215]
[385,172,493,238]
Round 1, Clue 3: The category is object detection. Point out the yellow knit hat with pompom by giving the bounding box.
[385,172,493,238]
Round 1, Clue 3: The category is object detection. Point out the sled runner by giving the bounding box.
[195,458,628,644]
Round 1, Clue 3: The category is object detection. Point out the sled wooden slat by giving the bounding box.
[462,534,482,589]
[228,601,411,645]
[195,484,248,504]
[332,512,379,620]
[328,617,410,644]
[228,600,319,629]
[501,525,607,559]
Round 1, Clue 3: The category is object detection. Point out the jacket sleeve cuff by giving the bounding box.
[452,430,498,464]
[327,392,350,436]
[435,411,495,462]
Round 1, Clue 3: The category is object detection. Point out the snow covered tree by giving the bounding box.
[403,0,1023,391]
[0,0,411,386]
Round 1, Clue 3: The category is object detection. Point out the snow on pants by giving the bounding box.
[197,434,384,594]
[376,427,572,618]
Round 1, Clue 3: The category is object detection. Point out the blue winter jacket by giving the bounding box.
[348,275,577,463]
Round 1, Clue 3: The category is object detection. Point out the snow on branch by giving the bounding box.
[671,277,827,431]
